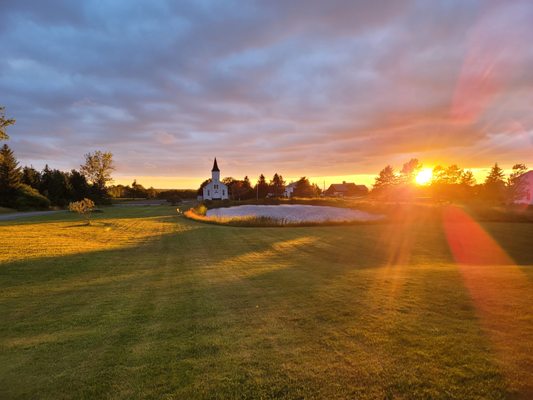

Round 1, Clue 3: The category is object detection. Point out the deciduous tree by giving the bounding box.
[0,106,16,140]
[80,151,114,201]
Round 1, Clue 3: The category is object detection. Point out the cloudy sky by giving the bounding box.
[1,0,532,188]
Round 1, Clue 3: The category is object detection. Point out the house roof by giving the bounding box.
[327,183,367,192]
[211,158,220,172]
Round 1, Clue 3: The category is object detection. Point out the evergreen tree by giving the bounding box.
[483,163,506,203]
[460,170,476,186]
[292,177,320,197]
[21,166,41,189]
[0,144,21,206]
[69,169,91,201]
[269,173,286,197]
[373,165,397,191]
[254,174,269,199]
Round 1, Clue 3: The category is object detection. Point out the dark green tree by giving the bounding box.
[483,163,506,203]
[293,177,320,197]
[40,167,71,206]
[269,173,286,198]
[69,169,91,201]
[0,144,21,204]
[254,174,269,199]
[21,166,41,190]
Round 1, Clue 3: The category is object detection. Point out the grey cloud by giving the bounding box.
[1,0,532,183]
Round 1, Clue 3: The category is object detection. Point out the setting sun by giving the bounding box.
[415,168,433,185]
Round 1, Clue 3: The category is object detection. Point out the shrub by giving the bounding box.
[193,204,208,216]
[15,184,51,210]
[69,198,96,225]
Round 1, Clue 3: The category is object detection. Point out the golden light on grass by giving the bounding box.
[415,168,433,185]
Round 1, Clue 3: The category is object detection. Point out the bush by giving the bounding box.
[69,198,96,225]
[193,204,208,216]
[14,184,51,210]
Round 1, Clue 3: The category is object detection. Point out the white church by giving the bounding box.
[201,158,229,200]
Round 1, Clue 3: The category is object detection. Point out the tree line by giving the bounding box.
[372,158,529,204]
[0,144,115,210]
[200,174,321,200]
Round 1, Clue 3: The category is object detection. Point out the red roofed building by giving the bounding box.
[324,181,368,197]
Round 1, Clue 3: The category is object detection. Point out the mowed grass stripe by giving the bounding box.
[0,206,532,399]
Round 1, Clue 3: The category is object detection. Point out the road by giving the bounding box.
[0,210,65,221]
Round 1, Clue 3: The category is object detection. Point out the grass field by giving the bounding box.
[1,206,532,399]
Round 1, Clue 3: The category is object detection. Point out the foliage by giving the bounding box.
[292,176,321,197]
[269,173,286,197]
[507,163,528,203]
[254,174,269,199]
[157,189,197,200]
[430,165,477,202]
[21,166,41,189]
[0,106,16,140]
[0,144,22,207]
[14,184,51,210]
[400,158,422,184]
[372,165,398,198]
[68,198,96,225]
[197,178,212,195]
[191,203,208,216]
[483,163,507,203]
[80,150,114,199]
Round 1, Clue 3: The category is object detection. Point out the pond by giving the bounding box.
[205,204,384,223]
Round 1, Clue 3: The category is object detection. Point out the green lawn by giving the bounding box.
[1,206,532,399]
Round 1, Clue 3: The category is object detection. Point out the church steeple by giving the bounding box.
[211,157,220,172]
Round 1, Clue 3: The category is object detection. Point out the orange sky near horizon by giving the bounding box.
[113,167,504,190]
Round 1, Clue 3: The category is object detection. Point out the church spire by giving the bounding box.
[211,157,220,172]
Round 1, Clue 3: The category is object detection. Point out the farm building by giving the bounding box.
[514,170,533,205]
[325,181,368,197]
[200,158,229,201]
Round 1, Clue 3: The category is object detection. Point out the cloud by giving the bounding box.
[1,0,532,186]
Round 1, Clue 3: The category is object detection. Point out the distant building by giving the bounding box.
[514,170,533,205]
[324,181,368,197]
[284,182,297,198]
[201,158,229,201]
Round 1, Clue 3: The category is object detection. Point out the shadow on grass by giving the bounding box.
[1,212,531,399]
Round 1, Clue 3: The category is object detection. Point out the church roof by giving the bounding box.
[211,158,220,172]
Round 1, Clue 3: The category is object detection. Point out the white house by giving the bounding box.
[284,182,297,198]
[202,158,229,201]
[515,170,533,205]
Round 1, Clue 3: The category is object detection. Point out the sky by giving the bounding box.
[1,0,532,189]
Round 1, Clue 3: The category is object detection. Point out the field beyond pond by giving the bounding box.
[1,206,532,399]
